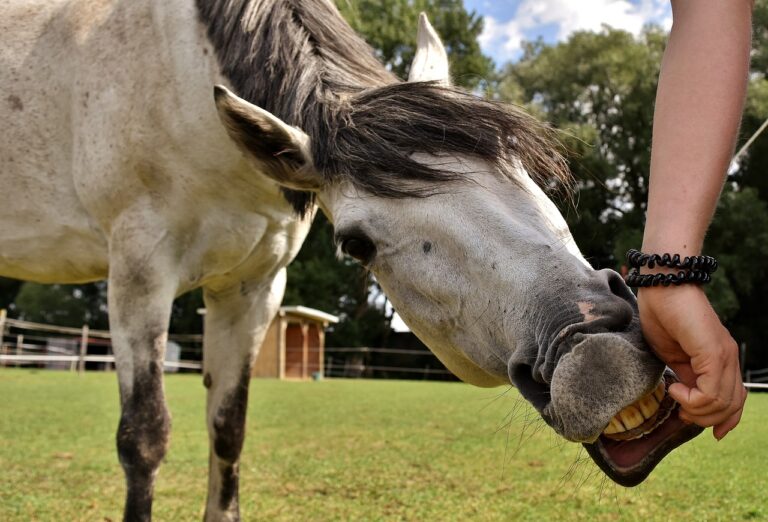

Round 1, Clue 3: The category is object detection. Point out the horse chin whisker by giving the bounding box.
[475,384,515,413]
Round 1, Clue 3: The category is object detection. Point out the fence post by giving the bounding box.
[78,325,89,374]
[15,334,23,368]
[739,342,747,380]
[301,322,309,380]
[0,309,6,364]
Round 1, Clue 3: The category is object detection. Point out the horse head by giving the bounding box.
[212,14,701,486]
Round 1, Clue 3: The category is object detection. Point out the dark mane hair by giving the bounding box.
[321,81,570,199]
[197,0,570,215]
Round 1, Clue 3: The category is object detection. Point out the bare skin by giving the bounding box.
[640,0,753,440]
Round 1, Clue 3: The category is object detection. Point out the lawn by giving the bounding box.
[0,369,765,521]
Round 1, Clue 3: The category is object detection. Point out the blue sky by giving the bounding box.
[462,0,672,65]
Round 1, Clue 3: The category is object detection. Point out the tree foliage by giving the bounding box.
[15,282,109,329]
[499,27,667,268]
[720,0,768,363]
[9,280,203,333]
[499,9,768,367]
[0,277,21,315]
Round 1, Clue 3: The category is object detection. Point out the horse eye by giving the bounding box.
[341,236,376,264]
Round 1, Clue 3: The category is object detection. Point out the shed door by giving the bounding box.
[284,324,304,379]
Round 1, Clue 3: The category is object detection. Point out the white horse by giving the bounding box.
[0,0,701,520]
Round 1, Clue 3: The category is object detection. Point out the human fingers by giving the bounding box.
[674,372,746,427]
[640,321,699,387]
[638,288,705,389]
[712,387,747,440]
[639,287,746,432]
[673,356,738,416]
[671,383,731,418]
[666,361,697,389]
[679,399,744,432]
[668,311,740,415]
[674,335,740,418]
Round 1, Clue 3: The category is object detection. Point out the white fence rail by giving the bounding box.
[2,309,768,385]
[324,346,456,380]
[0,310,202,373]
[745,367,768,389]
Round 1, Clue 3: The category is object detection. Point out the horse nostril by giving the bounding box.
[600,268,636,305]
[583,269,636,332]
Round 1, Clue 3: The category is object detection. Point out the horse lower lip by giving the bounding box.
[585,406,702,487]
[582,372,704,487]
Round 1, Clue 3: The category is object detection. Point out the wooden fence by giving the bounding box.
[0,310,202,372]
[2,309,766,386]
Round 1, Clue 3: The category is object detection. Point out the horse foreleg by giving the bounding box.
[108,227,179,522]
[202,269,286,522]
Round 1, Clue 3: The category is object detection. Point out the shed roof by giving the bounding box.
[196,306,339,325]
[279,306,339,324]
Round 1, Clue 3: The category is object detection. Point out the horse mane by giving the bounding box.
[323,82,571,200]
[196,0,570,215]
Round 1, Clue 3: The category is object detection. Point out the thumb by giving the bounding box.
[668,381,693,407]
[667,362,697,388]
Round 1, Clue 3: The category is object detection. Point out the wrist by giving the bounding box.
[641,233,704,259]
[642,213,707,257]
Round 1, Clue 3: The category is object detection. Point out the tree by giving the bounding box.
[500,27,667,268]
[498,18,768,370]
[718,0,768,365]
[0,277,22,316]
[15,282,109,329]
[752,0,768,74]
[11,281,203,333]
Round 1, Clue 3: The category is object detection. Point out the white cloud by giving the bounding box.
[523,0,662,39]
[478,15,526,56]
[478,0,671,63]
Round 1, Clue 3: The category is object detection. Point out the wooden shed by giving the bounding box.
[251,306,339,380]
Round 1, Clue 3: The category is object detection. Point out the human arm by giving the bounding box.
[638,0,753,439]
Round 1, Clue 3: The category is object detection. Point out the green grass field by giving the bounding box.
[0,369,765,521]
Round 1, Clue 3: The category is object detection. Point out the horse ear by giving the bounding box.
[213,85,322,190]
[407,13,450,85]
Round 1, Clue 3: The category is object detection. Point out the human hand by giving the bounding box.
[637,284,747,440]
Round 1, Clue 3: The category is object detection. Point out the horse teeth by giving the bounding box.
[602,380,665,437]
[603,416,625,435]
[618,405,645,430]
[636,392,660,418]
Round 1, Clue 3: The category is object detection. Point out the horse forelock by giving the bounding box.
[196,0,572,215]
[319,82,573,201]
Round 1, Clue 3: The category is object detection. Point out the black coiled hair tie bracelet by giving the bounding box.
[624,249,717,287]
[625,249,718,272]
